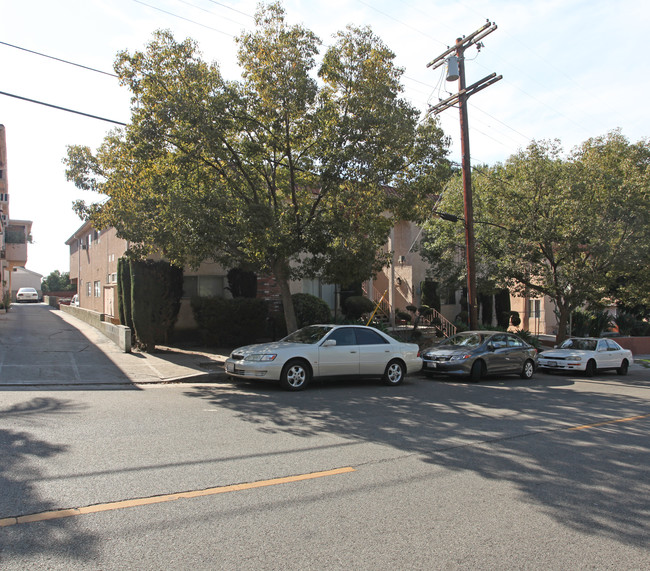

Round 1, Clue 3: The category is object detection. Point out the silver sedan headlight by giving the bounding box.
[450,353,472,361]
[245,354,277,362]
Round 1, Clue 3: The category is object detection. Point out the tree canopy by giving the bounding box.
[41,270,75,293]
[420,131,650,342]
[65,2,450,332]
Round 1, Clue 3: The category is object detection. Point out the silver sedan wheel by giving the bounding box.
[280,360,310,391]
[384,360,405,385]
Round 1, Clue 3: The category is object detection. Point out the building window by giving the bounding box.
[94,281,101,297]
[86,282,92,297]
[182,275,225,298]
[528,299,541,318]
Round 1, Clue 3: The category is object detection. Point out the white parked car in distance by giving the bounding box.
[16,287,39,303]
[225,324,422,391]
[538,337,633,376]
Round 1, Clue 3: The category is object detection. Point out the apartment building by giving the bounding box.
[66,221,233,329]
[0,124,33,303]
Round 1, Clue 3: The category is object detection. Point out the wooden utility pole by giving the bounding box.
[427,21,501,330]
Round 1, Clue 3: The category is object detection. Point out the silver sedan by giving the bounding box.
[225,324,422,391]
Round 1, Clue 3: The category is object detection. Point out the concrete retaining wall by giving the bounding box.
[58,303,132,353]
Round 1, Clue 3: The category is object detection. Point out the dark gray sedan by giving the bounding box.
[421,331,538,382]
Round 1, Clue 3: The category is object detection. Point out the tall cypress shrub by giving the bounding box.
[117,257,133,330]
[495,289,511,329]
[129,259,183,351]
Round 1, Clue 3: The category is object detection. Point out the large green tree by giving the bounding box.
[65,2,449,332]
[420,131,650,342]
[41,270,75,293]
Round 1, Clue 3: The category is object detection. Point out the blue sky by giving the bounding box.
[1,0,647,278]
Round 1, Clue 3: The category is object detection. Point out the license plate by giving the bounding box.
[548,361,557,367]
[427,362,437,368]
[226,362,234,372]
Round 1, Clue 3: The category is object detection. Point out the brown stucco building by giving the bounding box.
[0,125,33,303]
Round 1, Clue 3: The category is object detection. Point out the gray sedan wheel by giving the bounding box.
[520,359,535,379]
[383,360,405,385]
[280,359,311,391]
[469,360,484,382]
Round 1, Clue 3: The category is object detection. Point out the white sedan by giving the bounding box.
[225,324,422,391]
[16,287,39,303]
[538,337,633,376]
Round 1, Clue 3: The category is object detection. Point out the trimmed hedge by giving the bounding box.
[343,295,375,320]
[292,293,331,327]
[116,259,183,351]
[191,297,269,347]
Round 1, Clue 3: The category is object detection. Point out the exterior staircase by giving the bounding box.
[363,284,457,338]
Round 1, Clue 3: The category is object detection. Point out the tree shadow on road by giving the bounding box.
[0,397,99,564]
[184,375,650,548]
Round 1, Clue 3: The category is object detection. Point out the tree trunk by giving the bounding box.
[555,302,570,345]
[272,259,298,333]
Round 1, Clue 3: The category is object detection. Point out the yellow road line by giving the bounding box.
[0,466,355,528]
[569,413,650,431]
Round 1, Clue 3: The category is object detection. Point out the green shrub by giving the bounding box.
[589,310,613,338]
[226,267,257,298]
[495,289,511,328]
[614,311,637,336]
[191,296,269,346]
[570,308,591,337]
[292,293,331,327]
[509,311,521,327]
[420,280,441,312]
[343,295,375,320]
[129,260,183,351]
[396,310,412,323]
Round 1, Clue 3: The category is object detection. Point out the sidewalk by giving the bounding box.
[54,311,232,385]
[0,307,231,387]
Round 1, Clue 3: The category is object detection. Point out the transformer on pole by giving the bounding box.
[426,22,502,330]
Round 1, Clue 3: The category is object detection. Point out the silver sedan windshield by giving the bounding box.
[283,325,334,344]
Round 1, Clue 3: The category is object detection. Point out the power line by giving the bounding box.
[133,0,235,37]
[204,0,254,19]
[175,0,249,26]
[0,90,127,126]
[0,40,117,77]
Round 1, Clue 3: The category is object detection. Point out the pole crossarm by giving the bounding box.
[426,21,497,70]
[427,73,502,116]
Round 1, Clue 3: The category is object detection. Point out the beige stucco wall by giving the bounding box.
[68,225,128,316]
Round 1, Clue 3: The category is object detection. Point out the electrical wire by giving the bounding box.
[204,0,254,19]
[0,90,127,126]
[175,0,248,27]
[132,0,235,37]
[0,40,117,77]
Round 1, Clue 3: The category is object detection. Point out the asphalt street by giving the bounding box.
[1,303,649,569]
